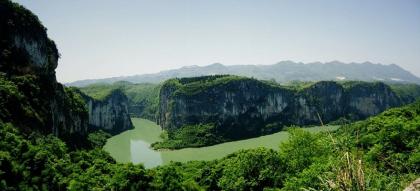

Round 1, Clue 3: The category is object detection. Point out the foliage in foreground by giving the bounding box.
[1,101,420,190]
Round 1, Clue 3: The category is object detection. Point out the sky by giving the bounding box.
[13,0,420,83]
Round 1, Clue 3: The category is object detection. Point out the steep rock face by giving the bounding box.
[0,1,134,146]
[294,81,345,125]
[80,90,133,135]
[0,1,88,143]
[344,82,401,118]
[78,82,161,121]
[49,84,89,144]
[0,1,88,147]
[0,1,58,77]
[158,76,404,140]
[159,78,294,138]
[158,81,178,127]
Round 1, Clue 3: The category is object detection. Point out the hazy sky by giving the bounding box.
[14,0,420,83]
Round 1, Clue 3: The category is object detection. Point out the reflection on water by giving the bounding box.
[105,118,339,167]
[103,118,164,169]
[130,140,162,168]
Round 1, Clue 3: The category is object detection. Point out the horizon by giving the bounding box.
[13,0,420,83]
[67,61,419,83]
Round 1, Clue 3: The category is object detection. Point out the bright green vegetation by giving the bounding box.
[105,118,338,166]
[163,75,288,96]
[2,101,419,190]
[79,82,160,120]
[0,123,152,190]
[154,101,420,190]
[280,80,317,91]
[152,123,226,149]
[77,83,116,100]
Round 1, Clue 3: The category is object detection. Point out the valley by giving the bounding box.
[104,118,338,168]
[80,76,420,151]
[1,1,419,190]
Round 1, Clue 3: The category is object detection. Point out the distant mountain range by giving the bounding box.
[66,61,420,87]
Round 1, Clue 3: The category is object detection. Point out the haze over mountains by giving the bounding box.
[67,61,420,87]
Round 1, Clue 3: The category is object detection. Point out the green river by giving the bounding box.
[104,118,338,168]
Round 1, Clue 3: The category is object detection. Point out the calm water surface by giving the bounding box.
[104,118,338,168]
[104,118,163,168]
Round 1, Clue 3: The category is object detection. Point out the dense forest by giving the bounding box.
[1,101,419,190]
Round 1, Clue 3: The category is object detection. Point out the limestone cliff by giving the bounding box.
[0,1,58,77]
[0,1,90,144]
[344,82,401,118]
[0,1,127,147]
[158,76,403,140]
[79,89,134,135]
[294,81,345,125]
